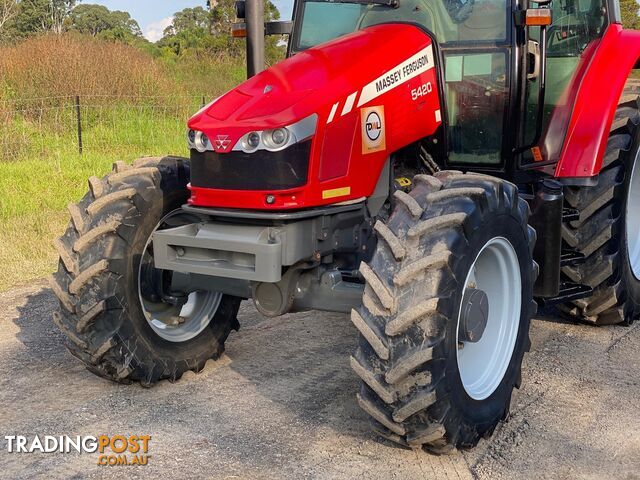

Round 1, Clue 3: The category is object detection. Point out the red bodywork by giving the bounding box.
[550,24,640,178]
[188,23,442,210]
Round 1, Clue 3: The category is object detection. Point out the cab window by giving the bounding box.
[294,0,510,51]
[297,3,366,50]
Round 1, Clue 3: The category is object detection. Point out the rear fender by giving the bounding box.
[554,24,640,178]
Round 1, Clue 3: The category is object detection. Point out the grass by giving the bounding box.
[0,109,193,291]
[0,34,249,291]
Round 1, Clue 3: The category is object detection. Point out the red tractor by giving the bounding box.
[51,0,640,453]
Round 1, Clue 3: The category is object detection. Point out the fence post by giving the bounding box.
[75,95,83,155]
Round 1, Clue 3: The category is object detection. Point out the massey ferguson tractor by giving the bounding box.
[50,0,640,453]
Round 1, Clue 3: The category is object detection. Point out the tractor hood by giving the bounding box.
[188,23,438,153]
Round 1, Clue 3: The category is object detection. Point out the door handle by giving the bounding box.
[528,40,541,81]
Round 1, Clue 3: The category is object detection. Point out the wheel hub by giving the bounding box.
[137,210,223,343]
[459,288,489,343]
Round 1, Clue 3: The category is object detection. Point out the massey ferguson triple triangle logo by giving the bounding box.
[215,135,231,150]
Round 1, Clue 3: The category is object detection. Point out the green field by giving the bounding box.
[0,105,197,291]
[0,35,248,291]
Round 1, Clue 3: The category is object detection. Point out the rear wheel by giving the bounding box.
[560,97,640,325]
[352,172,537,452]
[50,157,241,386]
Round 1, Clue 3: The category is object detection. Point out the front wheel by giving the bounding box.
[351,172,537,452]
[50,157,241,386]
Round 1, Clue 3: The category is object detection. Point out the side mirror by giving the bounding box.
[233,0,291,78]
[235,0,246,19]
[232,21,292,38]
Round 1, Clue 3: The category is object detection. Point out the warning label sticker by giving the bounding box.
[358,45,435,107]
[361,106,386,154]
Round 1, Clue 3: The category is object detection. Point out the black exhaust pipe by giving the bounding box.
[245,0,265,77]
[530,179,563,298]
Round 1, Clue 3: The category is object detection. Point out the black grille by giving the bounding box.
[190,141,311,191]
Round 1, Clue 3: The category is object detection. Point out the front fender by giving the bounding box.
[554,24,640,178]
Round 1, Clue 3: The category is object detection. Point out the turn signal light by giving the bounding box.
[232,23,247,38]
[523,8,552,26]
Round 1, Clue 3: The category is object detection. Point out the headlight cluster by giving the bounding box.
[187,114,318,154]
[187,130,211,153]
[238,127,292,153]
[234,114,318,154]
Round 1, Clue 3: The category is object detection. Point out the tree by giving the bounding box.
[0,0,18,36]
[8,0,78,38]
[49,0,76,33]
[110,10,141,36]
[166,6,210,36]
[69,4,110,35]
[69,4,141,38]
[620,0,640,30]
[2,1,149,46]
[157,6,211,55]
[207,0,279,34]
[157,1,283,59]
[207,0,235,35]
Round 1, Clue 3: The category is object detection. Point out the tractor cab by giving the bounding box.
[284,0,613,172]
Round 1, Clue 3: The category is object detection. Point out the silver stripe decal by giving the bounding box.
[341,92,358,116]
[357,45,435,107]
[327,102,339,124]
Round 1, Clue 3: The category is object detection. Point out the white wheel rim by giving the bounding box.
[137,211,223,343]
[626,151,640,279]
[456,237,522,401]
[143,291,223,343]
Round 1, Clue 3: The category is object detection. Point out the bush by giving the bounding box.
[0,33,176,106]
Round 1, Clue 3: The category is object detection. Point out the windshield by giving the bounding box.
[297,3,367,50]
[294,0,508,51]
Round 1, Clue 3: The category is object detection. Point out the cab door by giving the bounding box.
[440,0,513,168]
[522,0,609,166]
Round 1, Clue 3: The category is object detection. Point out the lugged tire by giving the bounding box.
[50,156,242,386]
[560,97,640,325]
[351,171,537,452]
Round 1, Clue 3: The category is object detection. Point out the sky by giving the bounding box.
[91,0,295,42]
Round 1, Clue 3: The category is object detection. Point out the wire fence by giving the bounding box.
[5,79,639,164]
[0,95,207,163]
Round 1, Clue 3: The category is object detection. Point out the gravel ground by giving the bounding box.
[0,281,639,479]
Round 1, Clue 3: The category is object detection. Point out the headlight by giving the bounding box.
[187,129,210,153]
[234,114,318,153]
[243,132,261,151]
[194,131,210,153]
[263,128,290,149]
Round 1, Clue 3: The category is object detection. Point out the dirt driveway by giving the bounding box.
[0,281,639,479]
